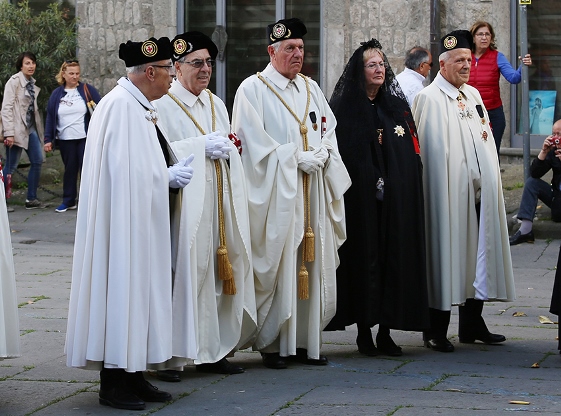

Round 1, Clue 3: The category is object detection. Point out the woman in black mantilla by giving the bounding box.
[325,39,429,356]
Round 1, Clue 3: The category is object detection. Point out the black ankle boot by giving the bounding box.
[356,324,378,356]
[99,368,145,410]
[458,299,506,344]
[376,326,402,356]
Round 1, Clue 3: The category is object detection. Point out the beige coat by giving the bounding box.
[1,71,44,149]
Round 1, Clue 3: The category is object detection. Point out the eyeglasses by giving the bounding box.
[475,32,492,38]
[180,58,215,69]
[65,59,79,64]
[150,64,176,75]
[59,99,73,107]
[424,61,433,68]
[364,62,387,70]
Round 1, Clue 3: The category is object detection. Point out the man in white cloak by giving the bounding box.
[231,18,351,369]
[154,31,256,380]
[412,30,515,353]
[65,37,196,410]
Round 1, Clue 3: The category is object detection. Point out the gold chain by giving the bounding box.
[166,90,235,293]
[256,72,314,300]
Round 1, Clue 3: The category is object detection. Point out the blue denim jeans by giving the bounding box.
[488,106,506,155]
[58,138,85,206]
[517,176,561,222]
[3,130,43,201]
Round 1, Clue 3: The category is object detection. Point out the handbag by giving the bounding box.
[83,83,96,116]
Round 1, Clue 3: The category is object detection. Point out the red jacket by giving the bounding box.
[468,49,501,111]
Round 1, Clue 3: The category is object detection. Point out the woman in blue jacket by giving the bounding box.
[44,60,101,212]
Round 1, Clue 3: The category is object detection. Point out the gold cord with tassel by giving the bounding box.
[167,90,236,294]
[257,73,314,299]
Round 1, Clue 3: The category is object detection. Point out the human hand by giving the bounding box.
[519,54,532,66]
[204,131,232,159]
[311,145,329,164]
[168,154,195,188]
[297,150,324,174]
[44,142,52,152]
[3,136,14,148]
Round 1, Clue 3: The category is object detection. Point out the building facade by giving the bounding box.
[22,0,559,149]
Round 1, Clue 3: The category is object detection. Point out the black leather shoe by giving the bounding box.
[357,334,379,356]
[261,352,288,369]
[155,370,181,382]
[196,358,245,374]
[129,374,172,402]
[286,348,328,366]
[424,338,455,352]
[99,386,145,410]
[509,230,535,246]
[376,333,403,357]
[459,332,506,344]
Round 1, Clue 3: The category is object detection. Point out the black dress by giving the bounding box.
[326,90,429,331]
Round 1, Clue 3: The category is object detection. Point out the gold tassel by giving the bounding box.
[298,264,309,300]
[304,226,315,262]
[222,273,237,295]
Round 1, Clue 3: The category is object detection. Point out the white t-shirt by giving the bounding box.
[57,88,87,140]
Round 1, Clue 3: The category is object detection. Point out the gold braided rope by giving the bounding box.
[167,90,236,295]
[257,72,313,300]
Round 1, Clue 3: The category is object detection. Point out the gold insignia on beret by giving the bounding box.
[443,36,457,50]
[141,40,157,57]
[272,23,287,39]
[270,23,292,42]
[173,39,187,55]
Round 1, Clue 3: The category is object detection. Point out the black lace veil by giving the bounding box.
[330,39,408,116]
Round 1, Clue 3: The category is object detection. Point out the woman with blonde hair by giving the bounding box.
[44,60,101,212]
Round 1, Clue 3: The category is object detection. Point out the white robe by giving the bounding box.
[0,180,20,359]
[412,73,515,311]
[155,81,257,364]
[231,64,351,359]
[65,77,193,371]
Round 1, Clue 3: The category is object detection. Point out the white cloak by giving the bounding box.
[412,73,515,310]
[65,78,191,371]
[231,64,351,359]
[155,80,257,364]
[0,181,20,359]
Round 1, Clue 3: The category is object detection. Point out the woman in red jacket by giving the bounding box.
[468,21,532,155]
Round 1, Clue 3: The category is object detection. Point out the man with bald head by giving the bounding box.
[232,18,350,369]
[412,30,514,353]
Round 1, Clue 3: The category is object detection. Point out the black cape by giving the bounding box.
[326,89,429,331]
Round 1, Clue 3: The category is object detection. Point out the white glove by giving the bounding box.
[204,131,232,160]
[297,150,324,174]
[311,145,329,164]
[169,154,195,188]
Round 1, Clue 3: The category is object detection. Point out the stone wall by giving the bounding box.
[323,0,514,145]
[76,0,177,95]
[75,0,516,146]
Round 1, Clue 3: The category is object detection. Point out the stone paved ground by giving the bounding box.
[1,155,561,415]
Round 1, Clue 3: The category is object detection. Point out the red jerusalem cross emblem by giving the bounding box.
[443,36,457,50]
[142,40,157,57]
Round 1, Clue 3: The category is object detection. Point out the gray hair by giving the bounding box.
[404,47,430,70]
[125,64,147,74]
[270,42,282,52]
[439,51,449,62]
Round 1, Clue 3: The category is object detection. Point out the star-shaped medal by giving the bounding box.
[394,125,405,137]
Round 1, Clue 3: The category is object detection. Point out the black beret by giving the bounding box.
[440,30,474,55]
[119,37,172,67]
[267,18,307,45]
[171,31,218,62]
